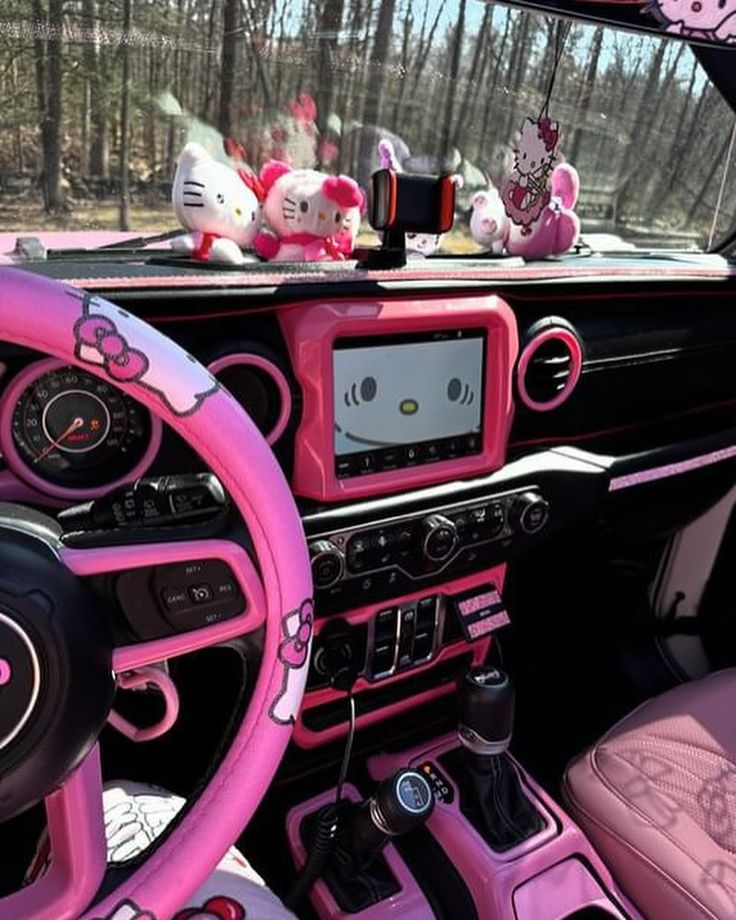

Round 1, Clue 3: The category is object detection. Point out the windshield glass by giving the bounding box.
[1,0,735,252]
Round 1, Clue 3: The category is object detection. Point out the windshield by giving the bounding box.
[1,1,735,253]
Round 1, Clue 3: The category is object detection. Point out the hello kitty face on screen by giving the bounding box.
[650,0,736,36]
[333,340,483,452]
[172,143,261,249]
[260,161,363,244]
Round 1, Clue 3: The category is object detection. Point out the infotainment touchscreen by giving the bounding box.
[333,330,485,477]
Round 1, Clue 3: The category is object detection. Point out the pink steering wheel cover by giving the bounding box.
[0,268,312,919]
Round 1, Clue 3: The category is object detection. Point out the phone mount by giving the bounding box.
[357,170,457,269]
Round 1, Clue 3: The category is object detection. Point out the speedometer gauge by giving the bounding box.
[1,359,162,498]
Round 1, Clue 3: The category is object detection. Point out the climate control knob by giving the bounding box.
[421,514,458,562]
[309,540,345,588]
[509,492,549,535]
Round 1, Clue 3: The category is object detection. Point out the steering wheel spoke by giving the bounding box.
[0,746,106,920]
[60,538,267,673]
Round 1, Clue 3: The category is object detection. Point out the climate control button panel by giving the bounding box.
[307,487,549,613]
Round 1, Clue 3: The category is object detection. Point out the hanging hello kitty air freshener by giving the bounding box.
[499,22,580,259]
[501,115,560,230]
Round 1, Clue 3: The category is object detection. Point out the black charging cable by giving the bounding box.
[285,671,357,909]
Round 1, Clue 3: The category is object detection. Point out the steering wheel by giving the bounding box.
[0,268,313,920]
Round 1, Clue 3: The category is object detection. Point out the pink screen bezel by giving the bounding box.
[278,295,519,500]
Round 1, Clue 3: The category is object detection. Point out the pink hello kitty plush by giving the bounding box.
[505,163,580,261]
[171,143,262,265]
[254,161,364,262]
[647,0,736,42]
[469,185,509,254]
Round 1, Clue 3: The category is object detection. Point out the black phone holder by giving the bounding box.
[357,170,457,269]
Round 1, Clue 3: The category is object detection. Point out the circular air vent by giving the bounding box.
[208,352,292,444]
[516,319,583,412]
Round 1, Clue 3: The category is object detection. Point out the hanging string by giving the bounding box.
[539,19,571,120]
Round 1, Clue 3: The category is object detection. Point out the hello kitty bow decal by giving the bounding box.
[269,598,314,726]
[94,895,246,920]
[92,900,157,920]
[70,290,219,417]
[646,0,736,43]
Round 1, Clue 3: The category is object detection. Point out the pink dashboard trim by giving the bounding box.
[208,352,292,445]
[286,784,434,920]
[516,326,583,412]
[296,567,506,748]
[609,443,736,491]
[279,295,519,501]
[0,357,163,500]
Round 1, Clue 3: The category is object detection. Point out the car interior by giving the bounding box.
[0,0,736,918]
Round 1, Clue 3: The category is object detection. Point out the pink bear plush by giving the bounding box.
[505,163,580,260]
[255,161,364,262]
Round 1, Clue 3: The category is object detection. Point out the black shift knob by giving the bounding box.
[350,769,434,857]
[458,666,515,755]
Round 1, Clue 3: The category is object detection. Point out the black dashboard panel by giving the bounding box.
[503,283,736,456]
[1,270,735,526]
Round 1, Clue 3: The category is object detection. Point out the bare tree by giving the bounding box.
[218,0,239,136]
[568,26,603,165]
[119,0,132,229]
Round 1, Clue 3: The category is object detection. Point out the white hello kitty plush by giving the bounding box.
[254,161,364,262]
[171,143,262,265]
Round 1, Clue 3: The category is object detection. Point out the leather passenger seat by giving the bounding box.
[565,669,736,919]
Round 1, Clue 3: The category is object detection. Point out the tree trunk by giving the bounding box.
[614,41,666,218]
[452,3,492,151]
[119,0,132,230]
[567,26,603,165]
[218,0,239,137]
[82,0,109,179]
[358,0,396,172]
[480,7,510,163]
[44,0,64,211]
[315,0,345,141]
[31,0,48,187]
[437,0,466,162]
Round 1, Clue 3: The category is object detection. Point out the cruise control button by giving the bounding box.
[188,583,214,604]
[214,580,238,599]
[161,586,189,610]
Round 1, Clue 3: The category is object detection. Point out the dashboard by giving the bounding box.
[2,262,736,747]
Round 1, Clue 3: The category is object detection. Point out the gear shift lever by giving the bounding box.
[458,666,514,758]
[454,666,544,850]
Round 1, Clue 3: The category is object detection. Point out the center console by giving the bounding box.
[287,666,642,920]
[279,295,633,916]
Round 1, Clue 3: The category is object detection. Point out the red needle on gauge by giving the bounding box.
[33,416,85,464]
